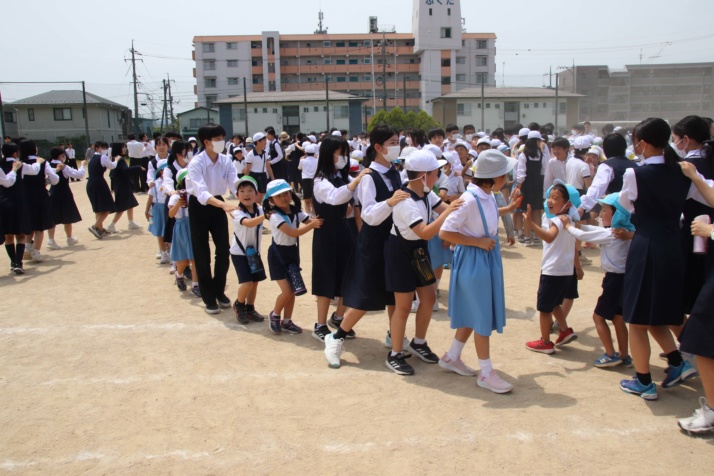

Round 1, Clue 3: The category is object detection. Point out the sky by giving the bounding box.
[2,0,713,118]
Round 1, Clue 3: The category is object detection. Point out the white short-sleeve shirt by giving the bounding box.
[230,204,264,255]
[300,156,318,179]
[441,184,497,238]
[391,189,442,241]
[270,210,309,246]
[167,193,189,218]
[245,149,269,174]
[565,157,591,190]
[541,215,576,276]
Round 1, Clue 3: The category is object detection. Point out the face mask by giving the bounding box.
[633,141,645,162]
[452,134,461,141]
[464,134,474,142]
[211,140,225,154]
[571,130,578,136]
[187,151,194,160]
[384,145,401,162]
[334,155,348,170]
[101,149,109,156]
[405,137,412,146]
[671,138,687,159]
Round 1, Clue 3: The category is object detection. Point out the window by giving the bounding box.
[456,57,466,65]
[543,103,547,108]
[349,59,358,65]
[486,103,491,109]
[53,107,72,121]
[204,78,216,88]
[253,108,258,114]
[323,106,327,112]
[228,77,239,85]
[303,107,309,113]
[523,103,530,109]
[268,63,275,73]
[262,108,268,113]
[456,74,466,82]
[205,95,217,108]
[477,40,487,49]
[3,111,13,123]
[559,102,567,114]
[226,42,237,50]
[429,8,432,15]
[364,57,371,64]
[349,42,358,47]
[202,43,215,53]
[28,108,35,121]
[323,41,331,47]
[334,105,349,119]
[349,76,358,82]
[251,41,261,49]
[227,60,238,68]
[106,109,110,127]
[440,28,452,39]
[314,106,319,112]
[253,76,261,84]
[272,108,278,113]
[441,58,451,67]
[534,102,539,108]
[495,103,501,109]
[363,40,371,46]
[336,59,346,65]
[448,8,451,15]
[336,42,345,47]
[476,56,487,66]
[442,76,451,85]
[337,77,346,83]
[306,59,314,65]
[307,77,317,83]
[269,81,276,91]
[203,60,215,71]
[476,73,486,84]
[457,103,471,116]
[324,58,332,65]
[235,108,246,121]
[363,74,372,81]
[190,118,209,128]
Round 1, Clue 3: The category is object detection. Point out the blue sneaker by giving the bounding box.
[662,361,698,388]
[594,352,622,368]
[621,355,633,367]
[619,377,658,400]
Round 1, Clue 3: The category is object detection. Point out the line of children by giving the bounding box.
[86,141,118,239]
[47,147,84,249]
[106,142,142,233]
[167,169,200,297]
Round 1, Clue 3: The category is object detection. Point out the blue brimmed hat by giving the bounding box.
[598,192,635,231]
[544,179,582,219]
[264,179,292,200]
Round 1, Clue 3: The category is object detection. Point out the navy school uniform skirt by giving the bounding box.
[384,234,432,294]
[267,243,300,281]
[679,265,714,359]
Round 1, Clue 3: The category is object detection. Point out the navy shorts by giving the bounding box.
[301,178,314,199]
[267,244,300,281]
[594,272,624,320]
[384,235,433,293]
[564,270,579,300]
[249,172,269,193]
[537,274,576,313]
[231,254,267,284]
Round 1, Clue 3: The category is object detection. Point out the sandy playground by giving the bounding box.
[0,178,713,475]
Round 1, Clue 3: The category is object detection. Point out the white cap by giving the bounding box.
[468,149,478,159]
[404,150,447,172]
[587,147,601,157]
[400,146,418,159]
[349,158,360,171]
[187,137,197,142]
[489,139,502,148]
[508,136,519,147]
[518,128,531,137]
[305,143,319,155]
[252,132,266,142]
[453,140,469,149]
[476,132,488,138]
[573,136,592,150]
[301,141,312,149]
[351,150,364,161]
[477,137,491,146]
[308,134,317,143]
[527,131,543,140]
[423,144,443,158]
[613,126,623,132]
[331,130,342,137]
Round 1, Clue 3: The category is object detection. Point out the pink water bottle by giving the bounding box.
[693,215,711,254]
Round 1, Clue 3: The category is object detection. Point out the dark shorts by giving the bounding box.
[267,243,300,281]
[537,274,576,313]
[564,270,579,300]
[231,254,267,284]
[302,178,314,199]
[249,172,269,193]
[384,235,433,294]
[594,272,624,320]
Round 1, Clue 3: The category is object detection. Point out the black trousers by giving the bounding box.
[140,157,150,192]
[188,195,229,307]
[130,158,143,192]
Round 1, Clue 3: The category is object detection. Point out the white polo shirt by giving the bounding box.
[230,204,264,256]
[441,184,497,238]
[541,215,576,276]
[270,210,309,246]
[391,189,442,241]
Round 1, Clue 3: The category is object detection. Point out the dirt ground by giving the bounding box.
[0,178,712,475]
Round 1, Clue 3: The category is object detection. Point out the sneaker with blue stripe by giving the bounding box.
[662,361,698,388]
[620,377,658,400]
[594,352,622,368]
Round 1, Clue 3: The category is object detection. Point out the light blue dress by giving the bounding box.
[170,206,193,261]
[148,183,167,238]
[447,193,506,336]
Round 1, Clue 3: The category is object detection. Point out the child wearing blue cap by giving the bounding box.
[524,179,583,354]
[560,192,635,368]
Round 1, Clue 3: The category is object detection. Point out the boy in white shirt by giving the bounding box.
[524,180,583,354]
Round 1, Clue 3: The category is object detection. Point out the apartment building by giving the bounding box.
[192,0,496,120]
[558,62,714,124]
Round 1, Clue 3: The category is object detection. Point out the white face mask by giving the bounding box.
[633,141,645,162]
[187,151,194,160]
[384,145,401,162]
[101,149,109,156]
[334,155,348,170]
[671,138,687,159]
[211,140,225,154]
[464,134,474,142]
[571,130,578,136]
[405,137,412,146]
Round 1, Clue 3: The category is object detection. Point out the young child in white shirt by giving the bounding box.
[230,176,267,324]
[561,192,634,368]
[524,179,583,354]
[299,143,319,215]
[167,169,199,296]
[146,165,169,264]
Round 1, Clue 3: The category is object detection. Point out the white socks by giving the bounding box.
[413,337,426,345]
[447,339,466,361]
[479,358,493,378]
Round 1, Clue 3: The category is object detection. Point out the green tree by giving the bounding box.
[405,110,417,129]
[413,110,442,131]
[386,107,407,131]
[367,110,389,132]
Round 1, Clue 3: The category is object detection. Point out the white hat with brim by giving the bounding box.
[404,150,447,172]
[234,175,259,191]
[573,136,592,150]
[264,179,292,200]
[477,137,491,146]
[305,143,319,155]
[423,144,443,158]
[527,131,543,140]
[473,149,516,179]
[331,130,342,137]
[252,132,266,142]
[188,137,197,142]
[399,146,418,159]
[519,128,531,137]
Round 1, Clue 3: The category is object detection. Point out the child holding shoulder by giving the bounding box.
[439,150,521,393]
[230,176,267,324]
[146,165,170,264]
[263,179,323,335]
[560,192,634,368]
[167,169,200,297]
[524,179,583,354]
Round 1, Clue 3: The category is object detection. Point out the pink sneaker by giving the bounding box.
[477,371,513,394]
[438,354,477,377]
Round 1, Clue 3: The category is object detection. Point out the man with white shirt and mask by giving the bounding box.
[185,123,239,314]
[126,134,145,193]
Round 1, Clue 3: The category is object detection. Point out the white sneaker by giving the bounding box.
[477,370,513,394]
[128,221,142,230]
[438,354,477,377]
[410,300,419,313]
[324,333,344,369]
[160,252,170,264]
[31,250,45,262]
[155,249,162,259]
[46,240,61,250]
[433,299,439,312]
[169,262,176,274]
[106,223,117,233]
[678,397,714,435]
[67,237,79,246]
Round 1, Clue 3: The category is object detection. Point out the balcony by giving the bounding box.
[279,45,415,58]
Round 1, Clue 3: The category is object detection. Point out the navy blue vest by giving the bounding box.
[604,156,637,194]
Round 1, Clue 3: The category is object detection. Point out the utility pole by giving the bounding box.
[381,31,387,112]
[325,75,330,130]
[549,66,552,88]
[167,74,175,126]
[81,81,90,150]
[0,89,6,142]
[160,79,167,133]
[481,79,485,131]
[555,73,560,134]
[130,40,140,136]
[403,74,407,111]
[243,77,249,136]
